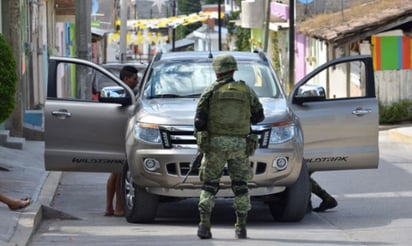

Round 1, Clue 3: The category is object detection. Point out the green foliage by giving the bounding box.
[176,0,202,39]
[0,34,17,123]
[270,31,280,76]
[226,11,239,35]
[379,100,412,124]
[234,26,251,51]
[175,23,202,40]
[226,11,250,51]
[177,0,201,14]
[203,0,218,4]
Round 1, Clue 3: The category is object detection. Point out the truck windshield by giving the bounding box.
[143,60,280,99]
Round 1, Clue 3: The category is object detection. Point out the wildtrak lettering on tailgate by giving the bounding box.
[305,156,348,163]
[72,158,125,165]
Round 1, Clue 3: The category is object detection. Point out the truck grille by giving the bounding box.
[159,126,196,149]
[160,125,272,178]
[159,125,271,149]
[166,161,267,177]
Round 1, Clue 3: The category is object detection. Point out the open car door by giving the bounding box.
[44,56,136,173]
[289,55,379,172]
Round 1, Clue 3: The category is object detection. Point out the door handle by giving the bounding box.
[51,110,72,119]
[352,108,371,116]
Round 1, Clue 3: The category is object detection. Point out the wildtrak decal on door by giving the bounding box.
[304,156,348,163]
[72,158,125,165]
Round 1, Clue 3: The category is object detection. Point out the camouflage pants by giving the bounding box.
[310,172,331,200]
[198,136,253,214]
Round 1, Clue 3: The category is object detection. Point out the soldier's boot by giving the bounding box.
[234,212,247,239]
[197,212,212,239]
[313,196,338,212]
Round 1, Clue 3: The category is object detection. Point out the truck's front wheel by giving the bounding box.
[268,161,310,222]
[121,163,158,223]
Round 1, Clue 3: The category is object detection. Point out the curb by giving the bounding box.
[8,171,62,246]
[388,128,412,144]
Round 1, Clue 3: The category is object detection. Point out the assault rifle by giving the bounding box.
[182,152,204,183]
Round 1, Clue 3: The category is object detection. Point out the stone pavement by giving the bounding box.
[0,126,411,246]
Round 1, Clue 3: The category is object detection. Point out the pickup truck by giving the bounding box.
[44,51,379,223]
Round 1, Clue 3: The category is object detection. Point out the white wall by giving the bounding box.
[376,70,412,105]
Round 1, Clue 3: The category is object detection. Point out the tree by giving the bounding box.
[3,0,23,137]
[226,11,251,51]
[176,0,202,39]
[0,34,18,123]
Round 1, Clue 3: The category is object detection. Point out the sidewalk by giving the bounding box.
[0,126,411,246]
[0,141,61,246]
[387,126,412,144]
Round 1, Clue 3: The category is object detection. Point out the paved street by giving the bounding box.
[1,126,412,245]
[29,130,412,245]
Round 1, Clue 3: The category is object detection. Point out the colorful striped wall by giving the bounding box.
[372,35,412,70]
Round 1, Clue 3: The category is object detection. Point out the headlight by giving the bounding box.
[269,122,295,144]
[134,123,161,144]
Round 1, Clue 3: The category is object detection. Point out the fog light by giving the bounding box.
[273,157,288,170]
[143,158,160,172]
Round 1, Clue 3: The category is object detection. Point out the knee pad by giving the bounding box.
[231,180,248,196]
[202,181,220,196]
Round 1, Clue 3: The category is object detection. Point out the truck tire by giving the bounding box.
[121,163,158,223]
[268,161,310,222]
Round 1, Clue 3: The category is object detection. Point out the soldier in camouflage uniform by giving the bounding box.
[194,54,265,239]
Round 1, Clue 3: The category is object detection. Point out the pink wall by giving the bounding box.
[271,2,289,20]
[295,34,306,82]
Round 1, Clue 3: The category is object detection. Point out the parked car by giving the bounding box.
[44,51,379,223]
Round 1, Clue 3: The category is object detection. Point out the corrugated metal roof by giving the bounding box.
[297,0,412,46]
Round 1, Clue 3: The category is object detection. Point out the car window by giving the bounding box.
[55,62,117,101]
[143,60,280,98]
[234,62,278,98]
[93,71,117,95]
[305,60,367,100]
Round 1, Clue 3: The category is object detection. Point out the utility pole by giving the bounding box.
[76,0,92,61]
[263,0,271,52]
[120,0,128,62]
[75,0,92,98]
[288,0,295,93]
[172,0,176,51]
[218,0,222,50]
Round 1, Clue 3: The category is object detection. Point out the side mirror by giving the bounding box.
[100,86,126,98]
[99,86,131,106]
[293,84,326,104]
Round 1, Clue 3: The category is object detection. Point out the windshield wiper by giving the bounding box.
[182,93,201,98]
[149,94,181,98]
[149,93,201,99]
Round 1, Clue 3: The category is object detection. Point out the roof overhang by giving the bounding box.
[298,1,412,47]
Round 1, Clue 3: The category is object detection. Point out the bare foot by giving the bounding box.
[114,210,124,217]
[8,197,31,211]
[104,209,114,216]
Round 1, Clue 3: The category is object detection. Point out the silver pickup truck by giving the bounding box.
[44,51,379,223]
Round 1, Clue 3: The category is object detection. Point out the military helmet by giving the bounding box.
[212,54,238,74]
